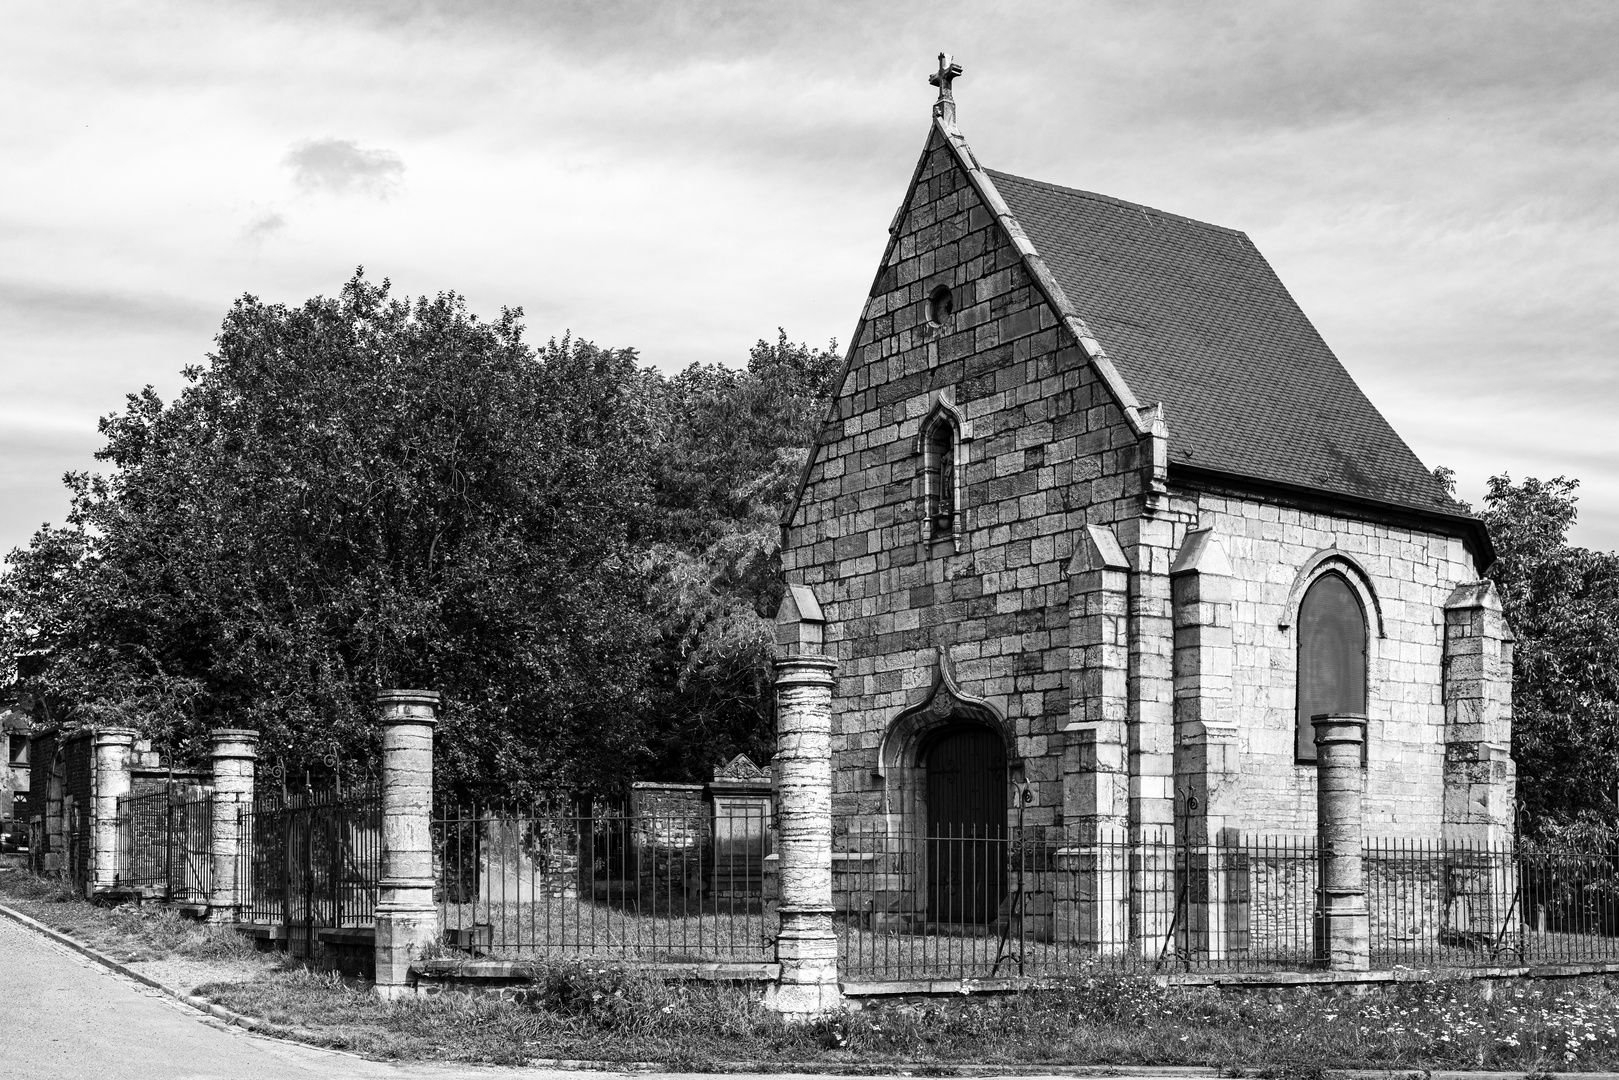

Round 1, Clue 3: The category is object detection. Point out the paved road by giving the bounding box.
[0,913,645,1080]
[0,911,1270,1080]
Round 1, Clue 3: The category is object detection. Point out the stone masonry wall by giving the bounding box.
[781,126,1152,828]
[1190,485,1477,837]
[783,123,1482,846]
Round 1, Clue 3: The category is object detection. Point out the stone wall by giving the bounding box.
[781,125,1154,830]
[783,115,1502,885]
[1188,485,1478,837]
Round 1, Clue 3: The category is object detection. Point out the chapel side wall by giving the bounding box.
[1192,488,1478,838]
[780,128,1147,830]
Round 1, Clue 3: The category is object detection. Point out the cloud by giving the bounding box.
[0,279,218,334]
[283,138,404,197]
[244,210,287,240]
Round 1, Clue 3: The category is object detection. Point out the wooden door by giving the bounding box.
[924,726,1006,923]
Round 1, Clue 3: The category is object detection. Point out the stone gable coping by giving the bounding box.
[781,110,1168,537]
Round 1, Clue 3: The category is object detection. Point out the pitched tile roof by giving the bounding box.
[986,168,1463,516]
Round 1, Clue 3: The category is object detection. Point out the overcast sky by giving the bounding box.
[2,0,1616,556]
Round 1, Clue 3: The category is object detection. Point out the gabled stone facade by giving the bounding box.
[780,61,1514,865]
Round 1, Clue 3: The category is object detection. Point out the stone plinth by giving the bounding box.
[374,689,439,998]
[1313,713,1368,971]
[206,729,258,921]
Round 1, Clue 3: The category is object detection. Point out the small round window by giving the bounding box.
[926,285,955,328]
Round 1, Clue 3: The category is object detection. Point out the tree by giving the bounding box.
[0,274,656,797]
[1478,474,1619,835]
[638,332,840,780]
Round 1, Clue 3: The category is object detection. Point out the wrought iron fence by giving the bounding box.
[237,788,382,947]
[435,802,774,962]
[115,785,212,903]
[834,823,1619,981]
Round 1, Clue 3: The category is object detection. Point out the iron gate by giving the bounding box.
[238,788,381,952]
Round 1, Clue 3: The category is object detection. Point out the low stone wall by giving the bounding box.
[234,923,375,979]
[409,958,779,999]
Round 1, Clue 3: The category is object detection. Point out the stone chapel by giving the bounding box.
[778,57,1516,862]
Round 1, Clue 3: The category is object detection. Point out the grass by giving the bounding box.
[0,865,260,965]
[443,898,772,962]
[189,962,1619,1071]
[6,864,1619,1071]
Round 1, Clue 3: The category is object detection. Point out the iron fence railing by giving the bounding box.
[435,803,774,962]
[115,785,212,903]
[237,788,382,944]
[834,824,1619,981]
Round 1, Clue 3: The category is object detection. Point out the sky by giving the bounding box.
[2,0,1616,555]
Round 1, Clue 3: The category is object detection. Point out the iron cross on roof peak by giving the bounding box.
[929,52,963,126]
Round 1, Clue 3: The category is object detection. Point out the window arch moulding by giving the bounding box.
[1278,547,1386,638]
[914,392,973,552]
[1283,548,1382,765]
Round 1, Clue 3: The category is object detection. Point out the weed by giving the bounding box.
[6,868,1617,1071]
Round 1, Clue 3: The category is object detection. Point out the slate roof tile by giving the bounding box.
[986,168,1464,516]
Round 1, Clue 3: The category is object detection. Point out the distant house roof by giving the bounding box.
[985,168,1465,518]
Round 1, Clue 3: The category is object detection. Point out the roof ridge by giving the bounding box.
[984,168,1249,239]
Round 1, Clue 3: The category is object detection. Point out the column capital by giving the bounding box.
[774,654,838,688]
[376,689,440,726]
[208,728,260,757]
[1311,712,1367,746]
[91,726,139,747]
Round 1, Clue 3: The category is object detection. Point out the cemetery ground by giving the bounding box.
[3,868,1619,1074]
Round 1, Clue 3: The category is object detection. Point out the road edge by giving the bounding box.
[0,899,337,1048]
[2,900,1613,1080]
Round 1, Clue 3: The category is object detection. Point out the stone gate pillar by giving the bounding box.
[206,729,258,922]
[374,689,439,999]
[1313,713,1369,971]
[90,727,138,898]
[768,584,841,1018]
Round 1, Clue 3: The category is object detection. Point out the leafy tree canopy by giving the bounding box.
[1477,474,1619,837]
[638,332,840,780]
[1,274,657,797]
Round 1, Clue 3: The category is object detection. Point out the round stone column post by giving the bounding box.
[206,729,258,923]
[769,654,841,1017]
[1312,713,1369,971]
[373,689,439,998]
[767,582,840,1018]
[90,727,138,898]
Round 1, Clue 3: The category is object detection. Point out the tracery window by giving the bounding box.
[1295,571,1368,762]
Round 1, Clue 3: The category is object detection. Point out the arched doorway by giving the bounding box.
[923,724,1006,923]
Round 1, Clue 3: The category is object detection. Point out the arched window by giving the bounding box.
[1295,572,1368,761]
[921,410,959,543]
